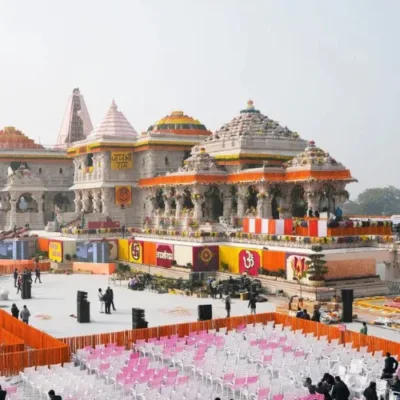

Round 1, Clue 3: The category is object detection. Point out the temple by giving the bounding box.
[1,92,396,299]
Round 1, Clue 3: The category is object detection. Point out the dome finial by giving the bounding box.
[247,99,254,109]
[111,99,118,111]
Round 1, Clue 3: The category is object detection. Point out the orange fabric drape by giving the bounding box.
[0,260,50,274]
[143,242,157,266]
[262,250,286,272]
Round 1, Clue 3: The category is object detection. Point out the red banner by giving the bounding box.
[193,246,219,272]
[239,249,260,276]
[156,244,174,268]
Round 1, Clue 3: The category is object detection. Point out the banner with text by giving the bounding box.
[49,241,63,263]
[156,243,174,268]
[111,152,133,170]
[115,186,132,206]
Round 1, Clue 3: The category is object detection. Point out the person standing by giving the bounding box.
[11,304,19,319]
[0,385,6,400]
[107,286,116,311]
[35,266,42,283]
[225,296,231,318]
[248,296,257,315]
[363,382,378,400]
[103,289,111,314]
[13,268,18,288]
[383,352,399,376]
[16,275,22,294]
[98,288,104,313]
[20,305,31,324]
[360,322,368,335]
[332,376,350,400]
[121,224,126,238]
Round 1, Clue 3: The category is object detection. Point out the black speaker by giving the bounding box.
[132,308,147,329]
[77,301,90,323]
[132,321,148,330]
[198,304,212,321]
[21,276,31,299]
[341,289,353,323]
[77,290,90,323]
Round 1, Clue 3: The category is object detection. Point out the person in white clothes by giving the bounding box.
[98,288,104,313]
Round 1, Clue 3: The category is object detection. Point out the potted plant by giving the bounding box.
[306,245,328,286]
[221,262,229,272]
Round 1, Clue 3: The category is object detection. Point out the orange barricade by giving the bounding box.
[0,260,50,275]
[0,309,69,376]
[0,328,25,353]
[2,311,400,376]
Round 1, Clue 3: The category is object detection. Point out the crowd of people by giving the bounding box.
[13,264,42,294]
[97,287,116,314]
[295,307,320,321]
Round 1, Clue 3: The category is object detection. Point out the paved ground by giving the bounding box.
[0,273,276,338]
[0,273,399,343]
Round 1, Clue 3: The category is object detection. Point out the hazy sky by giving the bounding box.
[0,0,399,197]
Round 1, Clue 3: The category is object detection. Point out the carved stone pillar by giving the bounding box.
[9,192,17,228]
[81,191,90,213]
[256,184,272,219]
[278,184,292,219]
[305,192,320,214]
[175,193,184,219]
[101,188,111,216]
[74,190,82,213]
[92,189,101,213]
[222,187,233,219]
[164,197,173,216]
[236,186,248,218]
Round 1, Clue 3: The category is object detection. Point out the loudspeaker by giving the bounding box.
[132,321,148,330]
[21,276,31,299]
[341,289,353,323]
[198,304,212,321]
[77,301,90,323]
[132,308,147,329]
[77,290,90,323]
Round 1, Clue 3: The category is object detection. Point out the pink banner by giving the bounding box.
[156,243,174,268]
[239,249,260,276]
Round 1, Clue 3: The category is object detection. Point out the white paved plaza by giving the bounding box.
[0,273,276,338]
[0,273,399,343]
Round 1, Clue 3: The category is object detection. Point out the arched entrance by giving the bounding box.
[290,185,306,218]
[53,193,72,212]
[204,186,223,221]
[17,193,37,213]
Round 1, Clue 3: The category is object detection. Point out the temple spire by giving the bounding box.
[56,88,93,148]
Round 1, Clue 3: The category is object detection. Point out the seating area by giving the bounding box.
[4,320,396,400]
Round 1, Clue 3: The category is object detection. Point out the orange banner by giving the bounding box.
[115,186,132,206]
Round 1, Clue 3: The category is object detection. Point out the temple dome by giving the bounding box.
[211,100,300,140]
[285,140,343,168]
[146,111,211,136]
[87,100,137,139]
[0,127,43,150]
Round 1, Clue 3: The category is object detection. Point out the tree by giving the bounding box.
[306,245,328,281]
[343,186,400,216]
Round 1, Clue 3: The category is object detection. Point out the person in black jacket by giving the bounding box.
[225,296,231,318]
[301,309,311,320]
[48,389,62,400]
[322,372,335,388]
[107,286,116,311]
[384,353,399,376]
[363,382,378,400]
[10,304,19,319]
[311,308,321,322]
[248,296,257,315]
[0,385,6,400]
[13,268,18,288]
[316,382,332,400]
[103,289,112,314]
[332,376,350,400]
[304,378,317,394]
